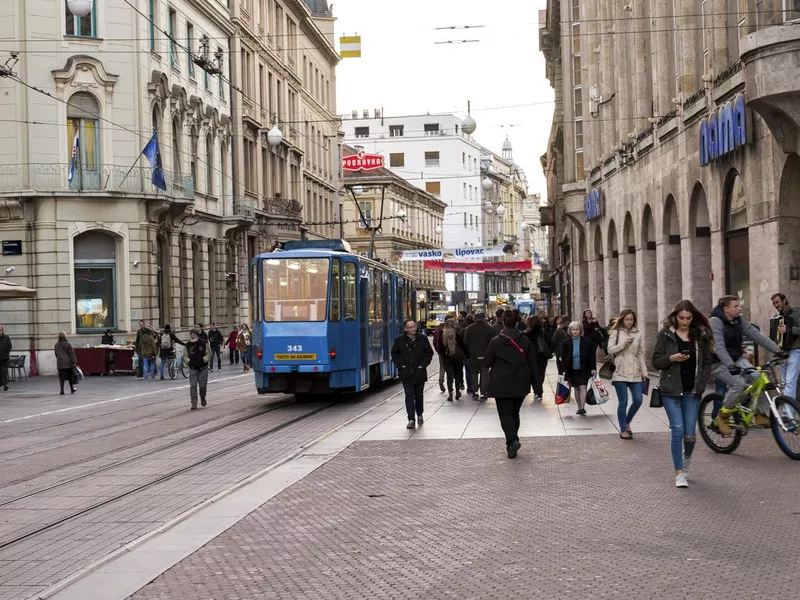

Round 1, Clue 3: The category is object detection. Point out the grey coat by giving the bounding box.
[652,327,712,397]
[54,340,77,370]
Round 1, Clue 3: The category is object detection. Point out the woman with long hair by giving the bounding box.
[54,332,78,395]
[652,300,713,489]
[524,315,552,401]
[607,308,649,439]
[558,321,596,415]
[440,317,466,401]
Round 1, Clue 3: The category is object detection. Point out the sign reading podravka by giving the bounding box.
[423,260,533,273]
[342,152,385,171]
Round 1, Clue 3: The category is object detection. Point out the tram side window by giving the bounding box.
[251,261,260,321]
[343,262,357,321]
[369,267,377,322]
[330,259,341,322]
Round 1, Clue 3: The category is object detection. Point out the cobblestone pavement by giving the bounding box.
[131,431,799,599]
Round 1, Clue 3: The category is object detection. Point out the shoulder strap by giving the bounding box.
[500,332,526,358]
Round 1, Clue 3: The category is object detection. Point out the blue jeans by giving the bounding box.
[612,381,643,431]
[143,357,156,378]
[661,394,700,471]
[781,348,800,400]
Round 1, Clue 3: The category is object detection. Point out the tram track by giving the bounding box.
[0,397,341,553]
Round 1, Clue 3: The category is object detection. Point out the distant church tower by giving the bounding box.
[502,137,513,161]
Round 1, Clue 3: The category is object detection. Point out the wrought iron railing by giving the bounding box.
[683,88,707,110]
[0,164,194,198]
[713,61,742,89]
[264,195,302,216]
[233,196,255,219]
[655,109,678,129]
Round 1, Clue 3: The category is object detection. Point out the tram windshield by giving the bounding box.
[262,258,330,322]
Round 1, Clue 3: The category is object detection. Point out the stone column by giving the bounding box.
[678,0,698,95]
[711,0,729,73]
[633,0,652,129]
[600,0,615,152]
[653,0,673,116]
[615,0,631,144]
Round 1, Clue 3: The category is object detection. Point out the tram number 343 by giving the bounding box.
[286,345,303,352]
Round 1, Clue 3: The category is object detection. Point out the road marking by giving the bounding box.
[1,374,252,424]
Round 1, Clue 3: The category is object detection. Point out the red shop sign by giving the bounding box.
[342,152,385,171]
[423,260,533,273]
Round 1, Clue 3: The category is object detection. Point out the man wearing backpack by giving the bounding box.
[186,328,211,409]
[208,323,224,371]
[158,324,186,380]
[464,310,495,400]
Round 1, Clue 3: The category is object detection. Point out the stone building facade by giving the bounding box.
[540,0,800,354]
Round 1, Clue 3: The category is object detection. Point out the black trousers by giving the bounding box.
[403,382,424,420]
[58,368,75,393]
[210,345,222,369]
[0,360,7,387]
[532,357,549,397]
[444,357,464,393]
[496,397,525,445]
[229,348,239,364]
[470,357,490,396]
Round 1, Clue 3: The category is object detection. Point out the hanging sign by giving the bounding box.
[399,245,505,262]
[700,94,748,167]
[423,260,532,273]
[342,151,385,171]
[585,188,602,221]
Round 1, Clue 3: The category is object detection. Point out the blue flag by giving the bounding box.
[142,131,167,191]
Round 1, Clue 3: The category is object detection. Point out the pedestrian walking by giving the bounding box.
[186,329,211,409]
[237,324,252,372]
[432,320,447,393]
[134,320,147,378]
[464,309,495,400]
[582,309,604,353]
[552,316,571,374]
[0,325,11,392]
[459,314,474,394]
[195,323,209,343]
[524,315,552,402]
[158,324,186,380]
[208,323,224,370]
[770,293,800,400]
[652,300,713,488]
[54,332,78,395]
[438,318,467,401]
[139,327,157,379]
[491,309,506,336]
[484,312,539,458]
[226,327,239,365]
[558,321,595,415]
[606,309,649,439]
[391,319,434,429]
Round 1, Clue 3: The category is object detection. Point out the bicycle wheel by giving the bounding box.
[699,393,742,454]
[770,395,800,460]
[167,358,177,380]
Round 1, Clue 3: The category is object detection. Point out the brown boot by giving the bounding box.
[716,412,733,435]
[754,414,771,427]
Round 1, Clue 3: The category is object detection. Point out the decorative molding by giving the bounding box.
[51,55,119,101]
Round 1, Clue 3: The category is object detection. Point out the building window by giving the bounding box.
[424,151,440,167]
[67,92,101,190]
[424,123,440,135]
[785,0,800,20]
[205,134,214,195]
[473,158,477,172]
[463,182,467,199]
[389,125,404,137]
[217,47,225,98]
[187,22,195,78]
[576,150,585,180]
[172,117,182,176]
[462,152,466,169]
[149,0,156,50]
[203,42,210,90]
[358,201,373,228]
[425,181,441,197]
[389,152,405,167]
[725,171,750,318]
[74,231,118,331]
[220,142,227,201]
[354,126,369,138]
[190,126,199,186]
[169,9,178,66]
[65,1,97,37]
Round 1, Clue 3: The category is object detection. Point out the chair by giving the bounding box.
[6,355,26,382]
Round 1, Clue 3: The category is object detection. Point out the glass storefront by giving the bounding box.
[74,231,118,331]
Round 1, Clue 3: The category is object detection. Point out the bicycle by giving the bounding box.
[169,347,188,379]
[698,357,800,460]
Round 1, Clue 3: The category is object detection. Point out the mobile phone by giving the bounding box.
[682,349,695,357]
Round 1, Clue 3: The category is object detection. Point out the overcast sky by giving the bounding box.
[333,0,554,201]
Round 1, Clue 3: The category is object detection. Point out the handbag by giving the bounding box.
[598,330,620,379]
[555,374,571,405]
[649,387,662,408]
[642,377,651,396]
[536,336,553,359]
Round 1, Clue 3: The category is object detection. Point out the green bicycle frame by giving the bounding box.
[730,368,779,428]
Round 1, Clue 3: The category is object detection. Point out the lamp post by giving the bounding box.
[266,125,283,147]
[67,0,93,17]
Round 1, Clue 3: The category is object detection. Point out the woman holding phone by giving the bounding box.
[607,308,649,439]
[652,300,713,489]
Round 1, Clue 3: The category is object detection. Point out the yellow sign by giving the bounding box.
[340,35,362,59]
[274,353,317,361]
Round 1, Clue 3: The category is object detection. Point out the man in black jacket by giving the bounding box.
[464,310,495,400]
[208,323,224,370]
[391,320,434,429]
[186,329,211,410]
[0,325,11,391]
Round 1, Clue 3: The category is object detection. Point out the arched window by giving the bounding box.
[172,117,182,177]
[152,104,161,134]
[206,133,214,195]
[74,231,117,330]
[190,126,199,186]
[67,92,101,189]
[725,171,750,318]
[220,141,228,201]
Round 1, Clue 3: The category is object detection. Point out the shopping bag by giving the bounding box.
[585,387,597,405]
[589,376,611,405]
[74,366,84,381]
[555,375,571,405]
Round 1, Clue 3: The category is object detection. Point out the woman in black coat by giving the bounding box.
[484,313,540,458]
[558,321,596,415]
[524,315,552,402]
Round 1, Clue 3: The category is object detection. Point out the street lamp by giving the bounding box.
[351,184,363,197]
[496,204,506,217]
[462,100,477,135]
[397,208,406,221]
[481,177,493,192]
[266,125,283,147]
[435,224,442,234]
[67,0,93,17]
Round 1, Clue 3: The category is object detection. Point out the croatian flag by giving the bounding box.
[67,129,79,183]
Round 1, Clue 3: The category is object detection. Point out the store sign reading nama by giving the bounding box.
[342,152,385,171]
[585,188,602,221]
[700,94,748,167]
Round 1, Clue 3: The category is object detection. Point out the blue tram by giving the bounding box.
[249,240,417,397]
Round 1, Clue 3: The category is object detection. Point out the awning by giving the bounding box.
[0,279,37,299]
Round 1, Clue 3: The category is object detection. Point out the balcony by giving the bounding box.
[264,195,302,217]
[233,196,255,219]
[0,164,194,199]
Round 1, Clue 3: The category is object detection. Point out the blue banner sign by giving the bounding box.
[700,94,747,167]
[585,188,602,221]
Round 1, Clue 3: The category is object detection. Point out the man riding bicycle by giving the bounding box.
[710,296,783,435]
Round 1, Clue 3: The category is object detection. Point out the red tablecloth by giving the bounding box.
[74,348,135,375]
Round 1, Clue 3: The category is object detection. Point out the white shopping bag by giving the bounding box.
[589,376,612,405]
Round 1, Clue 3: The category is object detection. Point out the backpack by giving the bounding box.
[160,333,172,350]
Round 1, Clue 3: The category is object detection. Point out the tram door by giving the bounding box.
[359,266,370,389]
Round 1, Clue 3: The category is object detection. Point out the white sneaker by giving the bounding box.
[682,455,691,479]
[675,474,689,488]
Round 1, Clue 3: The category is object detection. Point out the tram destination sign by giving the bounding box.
[342,151,385,171]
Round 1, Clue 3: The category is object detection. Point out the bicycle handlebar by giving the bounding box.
[739,356,786,374]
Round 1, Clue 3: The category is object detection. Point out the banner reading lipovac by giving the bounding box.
[399,245,506,261]
[423,260,533,273]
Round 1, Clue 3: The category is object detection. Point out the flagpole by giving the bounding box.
[113,128,159,190]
